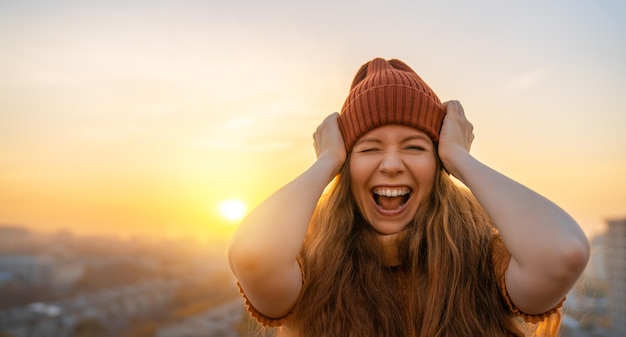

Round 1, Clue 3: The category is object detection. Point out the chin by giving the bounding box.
[369,221,410,235]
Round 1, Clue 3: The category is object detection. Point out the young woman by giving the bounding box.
[228,58,590,336]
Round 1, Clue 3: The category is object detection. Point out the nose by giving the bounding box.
[378,151,405,176]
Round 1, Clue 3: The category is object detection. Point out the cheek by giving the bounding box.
[349,158,368,187]
[349,159,372,205]
[413,158,437,189]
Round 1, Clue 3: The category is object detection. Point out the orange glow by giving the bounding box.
[1,2,624,241]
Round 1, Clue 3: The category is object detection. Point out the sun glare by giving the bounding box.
[218,199,247,222]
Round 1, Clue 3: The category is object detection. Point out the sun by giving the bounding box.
[218,199,247,222]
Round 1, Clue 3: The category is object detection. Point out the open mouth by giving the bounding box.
[372,187,411,211]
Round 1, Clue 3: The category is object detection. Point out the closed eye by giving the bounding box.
[359,148,381,153]
[405,145,426,151]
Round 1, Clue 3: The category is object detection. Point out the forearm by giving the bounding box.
[228,112,345,318]
[446,149,589,280]
[229,155,339,276]
[437,101,589,313]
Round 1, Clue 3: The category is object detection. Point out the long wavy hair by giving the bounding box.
[280,154,562,337]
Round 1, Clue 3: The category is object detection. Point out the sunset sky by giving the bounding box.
[1,1,624,242]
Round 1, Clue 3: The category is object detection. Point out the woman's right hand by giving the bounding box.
[313,112,347,177]
[229,113,348,319]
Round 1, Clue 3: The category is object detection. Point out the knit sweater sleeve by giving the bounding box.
[491,232,565,323]
[236,257,305,327]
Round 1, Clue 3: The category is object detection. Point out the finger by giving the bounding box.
[323,112,339,123]
[448,100,462,115]
[443,100,460,115]
[454,101,467,119]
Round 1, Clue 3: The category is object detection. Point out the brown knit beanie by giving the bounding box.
[337,58,446,152]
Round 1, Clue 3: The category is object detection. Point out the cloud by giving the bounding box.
[509,68,548,89]
[191,137,294,154]
[219,116,256,131]
[74,125,152,141]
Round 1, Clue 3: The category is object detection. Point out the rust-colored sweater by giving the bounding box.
[238,233,564,329]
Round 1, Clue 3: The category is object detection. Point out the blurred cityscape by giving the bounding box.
[0,225,248,337]
[0,217,624,337]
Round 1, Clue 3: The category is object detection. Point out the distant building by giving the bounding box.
[587,234,608,281]
[0,255,85,291]
[0,255,50,286]
[0,226,31,250]
[155,299,244,337]
[606,217,626,337]
[0,278,180,337]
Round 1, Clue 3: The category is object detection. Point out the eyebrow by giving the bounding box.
[354,137,383,145]
[355,133,431,146]
[401,134,431,143]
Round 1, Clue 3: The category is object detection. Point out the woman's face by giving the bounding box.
[349,125,437,235]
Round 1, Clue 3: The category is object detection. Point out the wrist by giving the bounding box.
[440,146,472,180]
[315,152,345,180]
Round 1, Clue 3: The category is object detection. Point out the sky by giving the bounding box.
[1,0,624,242]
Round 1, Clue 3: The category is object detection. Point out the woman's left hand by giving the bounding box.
[438,100,474,176]
[436,102,590,316]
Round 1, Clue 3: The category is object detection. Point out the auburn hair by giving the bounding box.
[276,153,561,337]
